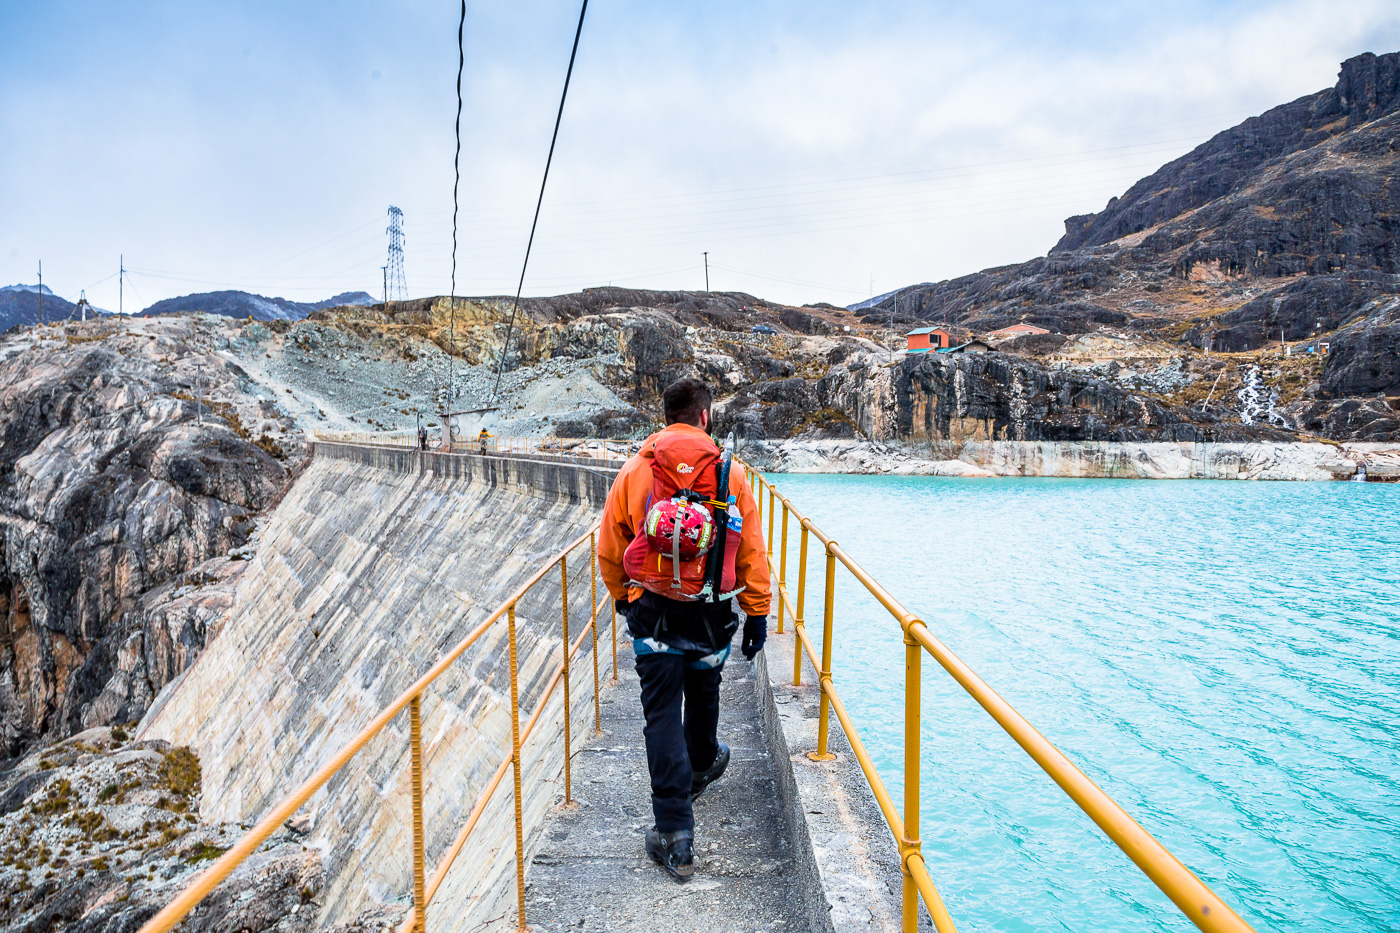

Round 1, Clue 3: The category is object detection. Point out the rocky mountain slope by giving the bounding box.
[139,290,376,322]
[860,51,1400,441]
[0,316,301,760]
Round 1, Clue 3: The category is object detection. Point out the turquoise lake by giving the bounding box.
[762,474,1398,932]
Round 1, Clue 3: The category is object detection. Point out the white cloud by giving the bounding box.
[2,0,1397,309]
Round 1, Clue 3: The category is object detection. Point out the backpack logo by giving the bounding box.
[677,463,695,474]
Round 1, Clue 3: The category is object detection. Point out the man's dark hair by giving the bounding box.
[662,377,713,427]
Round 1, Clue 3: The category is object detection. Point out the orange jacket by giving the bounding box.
[598,423,771,618]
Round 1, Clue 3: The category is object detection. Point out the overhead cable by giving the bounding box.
[490,0,589,404]
[447,0,467,404]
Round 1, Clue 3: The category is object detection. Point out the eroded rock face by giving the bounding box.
[1322,309,1400,398]
[1186,273,1400,352]
[0,321,296,758]
[883,353,1288,443]
[1285,396,1400,440]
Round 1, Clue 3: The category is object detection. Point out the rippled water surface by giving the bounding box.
[764,474,1399,932]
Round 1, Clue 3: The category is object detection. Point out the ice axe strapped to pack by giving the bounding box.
[699,432,742,602]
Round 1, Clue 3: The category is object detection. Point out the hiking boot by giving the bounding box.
[690,743,730,800]
[645,827,695,880]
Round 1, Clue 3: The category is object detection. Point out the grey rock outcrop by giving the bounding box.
[0,726,338,933]
[1184,273,1400,352]
[0,320,296,758]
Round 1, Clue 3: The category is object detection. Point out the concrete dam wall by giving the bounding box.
[140,443,618,928]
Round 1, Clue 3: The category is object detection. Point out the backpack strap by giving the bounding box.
[669,507,684,591]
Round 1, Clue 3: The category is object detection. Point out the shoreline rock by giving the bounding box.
[740,438,1398,481]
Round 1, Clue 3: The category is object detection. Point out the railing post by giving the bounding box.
[767,487,775,557]
[808,544,837,761]
[777,503,789,635]
[902,628,923,932]
[507,604,526,931]
[561,556,572,805]
[410,694,426,933]
[590,531,601,734]
[793,524,809,686]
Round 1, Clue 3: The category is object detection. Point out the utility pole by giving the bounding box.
[119,255,124,316]
[37,261,43,326]
[703,252,709,292]
[382,265,388,308]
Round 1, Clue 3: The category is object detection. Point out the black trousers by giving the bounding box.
[635,643,728,832]
[628,594,737,833]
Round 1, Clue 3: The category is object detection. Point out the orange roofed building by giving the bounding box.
[905,327,952,352]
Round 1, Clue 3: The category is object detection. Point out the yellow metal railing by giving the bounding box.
[138,526,622,933]
[311,429,420,447]
[746,464,1257,933]
[456,435,640,463]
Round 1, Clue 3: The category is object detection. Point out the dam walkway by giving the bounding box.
[525,639,808,933]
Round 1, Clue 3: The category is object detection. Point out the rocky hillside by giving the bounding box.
[139,290,376,322]
[860,51,1400,442]
[240,286,1294,449]
[0,316,301,760]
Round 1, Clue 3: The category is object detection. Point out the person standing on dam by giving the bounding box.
[598,377,771,880]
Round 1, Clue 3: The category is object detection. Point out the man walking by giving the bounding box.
[598,377,770,880]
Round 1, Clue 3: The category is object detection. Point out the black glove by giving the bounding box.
[741,614,767,660]
[614,598,631,619]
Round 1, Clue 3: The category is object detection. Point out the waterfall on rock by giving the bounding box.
[1236,365,1285,427]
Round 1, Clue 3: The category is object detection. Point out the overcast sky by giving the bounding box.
[3,1,1398,312]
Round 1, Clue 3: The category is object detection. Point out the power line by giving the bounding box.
[241,219,381,280]
[448,0,466,408]
[490,0,589,404]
